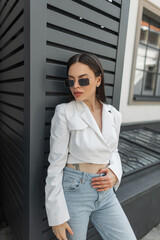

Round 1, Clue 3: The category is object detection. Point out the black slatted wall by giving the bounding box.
[0,0,24,240]
[0,0,130,239]
[43,0,129,239]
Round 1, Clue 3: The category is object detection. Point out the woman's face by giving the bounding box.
[68,62,101,102]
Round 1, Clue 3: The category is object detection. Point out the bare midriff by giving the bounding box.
[66,163,109,174]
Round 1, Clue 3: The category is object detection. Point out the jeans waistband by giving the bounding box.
[63,166,106,181]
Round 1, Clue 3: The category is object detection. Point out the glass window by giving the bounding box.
[134,70,144,95]
[145,47,159,72]
[156,75,160,96]
[142,72,156,95]
[140,15,149,44]
[148,19,160,49]
[136,44,146,70]
[133,10,160,101]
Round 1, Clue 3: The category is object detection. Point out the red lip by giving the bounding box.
[73,91,83,94]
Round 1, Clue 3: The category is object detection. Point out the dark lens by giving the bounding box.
[64,79,74,87]
[79,78,90,86]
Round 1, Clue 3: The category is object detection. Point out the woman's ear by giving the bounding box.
[96,74,102,86]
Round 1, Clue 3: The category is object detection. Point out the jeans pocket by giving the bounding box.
[62,174,81,192]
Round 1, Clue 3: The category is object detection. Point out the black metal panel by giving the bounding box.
[0,0,131,239]
[43,0,130,239]
[0,0,24,240]
[117,164,160,239]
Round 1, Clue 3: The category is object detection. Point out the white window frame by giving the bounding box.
[129,0,160,105]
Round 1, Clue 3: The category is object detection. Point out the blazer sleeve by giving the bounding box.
[45,104,70,226]
[108,107,123,191]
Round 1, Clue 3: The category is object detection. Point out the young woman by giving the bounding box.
[45,53,137,240]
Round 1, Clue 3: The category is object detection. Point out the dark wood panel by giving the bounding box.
[0,162,24,218]
[46,63,66,78]
[0,0,23,37]
[105,85,113,96]
[0,0,17,25]
[45,95,69,108]
[0,128,24,165]
[46,79,70,94]
[0,31,24,59]
[105,97,112,105]
[0,111,24,137]
[104,73,115,84]
[0,81,24,94]
[42,227,56,240]
[0,101,24,122]
[114,0,122,4]
[0,151,24,209]
[46,46,116,72]
[0,138,24,192]
[45,138,49,153]
[80,0,120,19]
[0,49,24,70]
[47,9,118,46]
[45,110,54,124]
[47,0,119,32]
[47,28,117,59]
[0,92,24,108]
[0,14,24,48]
[0,0,6,12]
[0,121,24,152]
[0,174,23,239]
[0,65,24,81]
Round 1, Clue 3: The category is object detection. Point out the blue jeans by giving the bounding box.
[62,166,137,240]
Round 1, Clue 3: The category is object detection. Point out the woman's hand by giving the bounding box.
[91,168,118,192]
[52,221,74,240]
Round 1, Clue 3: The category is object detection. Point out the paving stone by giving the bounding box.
[140,227,160,240]
[156,223,160,234]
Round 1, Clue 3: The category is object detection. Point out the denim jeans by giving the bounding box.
[62,166,137,240]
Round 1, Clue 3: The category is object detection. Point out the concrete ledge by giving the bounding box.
[117,164,160,239]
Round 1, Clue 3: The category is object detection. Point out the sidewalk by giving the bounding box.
[140,223,160,240]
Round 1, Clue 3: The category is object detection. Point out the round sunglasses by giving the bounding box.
[64,78,90,88]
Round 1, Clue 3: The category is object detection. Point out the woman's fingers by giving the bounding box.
[91,168,118,190]
[52,222,74,240]
[66,222,74,236]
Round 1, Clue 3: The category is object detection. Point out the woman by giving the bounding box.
[45,53,137,240]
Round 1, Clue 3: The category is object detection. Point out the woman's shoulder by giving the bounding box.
[54,101,76,119]
[55,100,75,111]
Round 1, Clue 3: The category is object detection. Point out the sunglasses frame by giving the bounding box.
[64,78,90,88]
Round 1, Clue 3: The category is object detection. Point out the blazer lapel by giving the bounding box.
[75,100,114,147]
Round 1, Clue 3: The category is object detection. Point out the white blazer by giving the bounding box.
[45,100,122,226]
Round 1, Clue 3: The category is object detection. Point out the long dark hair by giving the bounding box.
[65,52,107,103]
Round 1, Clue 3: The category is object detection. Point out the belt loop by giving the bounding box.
[81,172,85,184]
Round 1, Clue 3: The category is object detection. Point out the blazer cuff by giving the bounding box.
[108,152,122,191]
[45,189,70,226]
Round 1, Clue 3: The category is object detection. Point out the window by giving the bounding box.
[129,0,160,104]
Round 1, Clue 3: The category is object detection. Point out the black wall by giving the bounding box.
[0,0,24,239]
[0,0,130,239]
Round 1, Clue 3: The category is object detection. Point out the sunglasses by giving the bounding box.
[64,78,90,88]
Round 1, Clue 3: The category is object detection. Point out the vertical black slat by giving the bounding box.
[23,0,46,239]
[113,0,131,109]
[0,1,25,238]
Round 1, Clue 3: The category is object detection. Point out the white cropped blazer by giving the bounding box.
[45,100,122,226]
